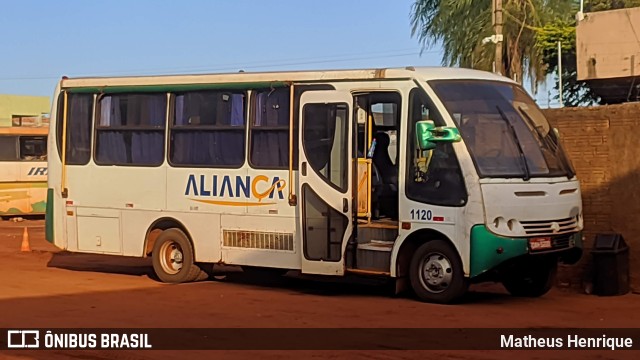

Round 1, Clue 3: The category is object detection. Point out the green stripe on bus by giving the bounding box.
[469,225,529,278]
[45,188,54,243]
[65,81,289,94]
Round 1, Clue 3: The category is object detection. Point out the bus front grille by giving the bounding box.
[223,230,294,251]
[552,234,572,249]
[520,217,579,236]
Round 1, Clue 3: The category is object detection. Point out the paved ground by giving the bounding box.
[0,219,638,359]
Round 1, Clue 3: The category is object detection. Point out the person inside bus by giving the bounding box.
[371,131,398,218]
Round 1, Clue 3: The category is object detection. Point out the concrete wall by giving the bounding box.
[576,7,640,81]
[0,94,51,127]
[543,103,640,292]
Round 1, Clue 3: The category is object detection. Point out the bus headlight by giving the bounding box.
[491,217,524,235]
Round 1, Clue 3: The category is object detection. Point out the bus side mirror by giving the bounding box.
[416,120,461,151]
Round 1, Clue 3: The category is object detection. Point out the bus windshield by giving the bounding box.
[429,80,573,179]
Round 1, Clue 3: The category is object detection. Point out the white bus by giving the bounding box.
[1,126,48,216]
[46,67,583,303]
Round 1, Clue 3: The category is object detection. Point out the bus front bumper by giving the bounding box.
[469,225,583,279]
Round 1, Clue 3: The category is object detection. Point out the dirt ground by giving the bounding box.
[0,219,638,360]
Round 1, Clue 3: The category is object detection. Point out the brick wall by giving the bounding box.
[543,103,640,292]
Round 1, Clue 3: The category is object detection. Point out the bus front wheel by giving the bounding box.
[152,228,204,283]
[409,240,468,304]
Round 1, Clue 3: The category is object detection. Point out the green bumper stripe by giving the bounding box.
[470,225,529,278]
[45,188,54,243]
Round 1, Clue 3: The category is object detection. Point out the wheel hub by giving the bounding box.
[172,248,183,265]
[420,253,453,293]
[160,241,184,274]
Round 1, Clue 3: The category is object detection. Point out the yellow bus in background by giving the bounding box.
[0,125,48,216]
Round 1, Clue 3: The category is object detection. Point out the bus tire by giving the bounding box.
[152,228,203,283]
[409,240,468,304]
[502,258,557,297]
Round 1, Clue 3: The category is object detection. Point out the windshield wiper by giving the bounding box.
[496,105,530,181]
[518,106,575,179]
[517,105,557,151]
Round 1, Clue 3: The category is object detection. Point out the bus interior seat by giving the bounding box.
[372,131,398,219]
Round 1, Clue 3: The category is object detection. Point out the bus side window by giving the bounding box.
[405,88,467,206]
[0,136,18,161]
[19,136,47,161]
[249,87,290,169]
[170,91,246,167]
[95,93,166,166]
[56,93,94,165]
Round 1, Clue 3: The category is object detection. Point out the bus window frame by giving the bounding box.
[247,86,292,170]
[404,87,468,207]
[166,90,248,170]
[0,135,47,162]
[92,92,168,168]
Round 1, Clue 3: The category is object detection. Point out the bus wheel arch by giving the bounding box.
[395,229,450,278]
[144,218,193,257]
[394,230,468,303]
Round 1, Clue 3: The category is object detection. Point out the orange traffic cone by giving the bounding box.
[21,227,31,252]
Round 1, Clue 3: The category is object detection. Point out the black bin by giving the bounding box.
[591,234,630,296]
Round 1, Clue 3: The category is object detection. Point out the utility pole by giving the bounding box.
[577,0,585,21]
[493,0,504,75]
[558,41,564,107]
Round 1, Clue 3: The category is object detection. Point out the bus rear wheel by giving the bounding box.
[409,240,468,304]
[152,228,204,283]
[502,258,557,297]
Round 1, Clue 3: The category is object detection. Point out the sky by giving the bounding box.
[0,0,555,106]
[0,0,443,97]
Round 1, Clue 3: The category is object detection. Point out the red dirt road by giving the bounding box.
[0,220,638,360]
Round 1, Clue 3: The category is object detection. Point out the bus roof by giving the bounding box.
[59,66,514,91]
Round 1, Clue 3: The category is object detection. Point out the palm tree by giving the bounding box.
[411,1,573,88]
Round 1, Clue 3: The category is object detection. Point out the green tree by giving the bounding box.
[585,0,640,11]
[411,0,640,106]
[411,1,572,89]
[535,15,600,106]
[535,0,640,106]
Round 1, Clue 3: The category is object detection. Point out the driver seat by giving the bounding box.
[372,132,398,218]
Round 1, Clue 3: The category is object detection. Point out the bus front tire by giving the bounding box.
[152,228,204,283]
[409,240,468,304]
[502,259,557,297]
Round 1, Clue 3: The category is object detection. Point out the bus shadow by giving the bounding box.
[46,253,517,303]
[216,271,514,303]
[463,284,513,304]
[47,251,154,278]
[211,270,393,298]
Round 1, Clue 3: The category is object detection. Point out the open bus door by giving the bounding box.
[298,91,353,275]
